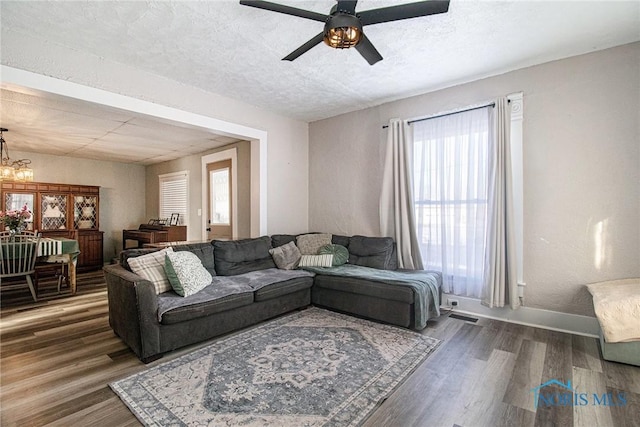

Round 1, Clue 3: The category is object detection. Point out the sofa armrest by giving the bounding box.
[103,264,162,362]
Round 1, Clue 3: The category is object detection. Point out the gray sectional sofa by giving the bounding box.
[103,234,442,363]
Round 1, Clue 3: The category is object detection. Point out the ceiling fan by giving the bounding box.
[239,0,450,65]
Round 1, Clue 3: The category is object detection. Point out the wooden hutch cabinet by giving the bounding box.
[1,181,104,271]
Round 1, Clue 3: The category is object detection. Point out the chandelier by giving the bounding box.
[0,128,34,182]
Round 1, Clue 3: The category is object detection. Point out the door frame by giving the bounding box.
[202,148,237,240]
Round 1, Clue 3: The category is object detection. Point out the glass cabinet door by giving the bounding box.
[40,194,68,230]
[3,192,35,230]
[74,195,98,229]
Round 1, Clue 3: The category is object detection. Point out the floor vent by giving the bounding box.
[449,313,478,323]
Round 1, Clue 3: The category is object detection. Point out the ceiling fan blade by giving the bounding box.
[336,0,358,14]
[355,34,383,65]
[358,0,450,26]
[283,32,325,61]
[239,0,327,22]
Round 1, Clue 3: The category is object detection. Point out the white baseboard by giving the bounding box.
[440,295,600,338]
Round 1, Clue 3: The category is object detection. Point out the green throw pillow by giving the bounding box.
[318,244,349,266]
[165,251,212,297]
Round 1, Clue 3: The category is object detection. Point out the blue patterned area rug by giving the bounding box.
[110,307,441,426]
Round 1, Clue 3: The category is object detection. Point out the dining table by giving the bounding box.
[37,237,81,294]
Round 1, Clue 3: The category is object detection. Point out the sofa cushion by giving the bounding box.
[348,236,396,270]
[319,244,349,266]
[213,236,276,276]
[253,276,314,302]
[157,268,314,324]
[159,291,254,325]
[332,235,351,247]
[313,274,415,304]
[172,242,216,276]
[271,234,297,248]
[165,251,212,297]
[127,247,174,294]
[272,233,351,249]
[269,241,301,270]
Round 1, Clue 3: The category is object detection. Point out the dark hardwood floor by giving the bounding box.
[1,272,639,426]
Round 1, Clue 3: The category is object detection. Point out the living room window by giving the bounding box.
[411,94,524,300]
[159,171,188,226]
[412,106,490,297]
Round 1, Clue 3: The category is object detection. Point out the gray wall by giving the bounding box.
[309,42,640,317]
[145,141,252,240]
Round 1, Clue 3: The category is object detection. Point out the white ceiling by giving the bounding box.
[1,0,639,165]
[0,87,243,165]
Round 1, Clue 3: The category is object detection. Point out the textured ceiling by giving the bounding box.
[0,0,639,164]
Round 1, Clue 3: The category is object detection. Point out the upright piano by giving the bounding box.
[122,224,187,249]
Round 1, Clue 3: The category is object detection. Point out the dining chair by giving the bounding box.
[0,231,41,302]
[34,230,74,293]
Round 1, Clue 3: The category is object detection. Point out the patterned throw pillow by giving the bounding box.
[269,241,302,270]
[297,254,334,267]
[165,251,213,297]
[296,233,332,255]
[318,244,349,266]
[127,248,174,294]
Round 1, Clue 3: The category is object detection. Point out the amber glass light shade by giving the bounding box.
[323,26,362,49]
[323,13,363,49]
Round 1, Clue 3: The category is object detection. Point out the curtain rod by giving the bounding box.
[382,101,506,129]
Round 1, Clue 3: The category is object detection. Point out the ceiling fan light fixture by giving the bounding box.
[323,13,362,49]
[239,0,450,64]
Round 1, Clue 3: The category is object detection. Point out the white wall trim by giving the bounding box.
[201,149,238,240]
[442,294,600,338]
[508,92,525,298]
[251,138,267,236]
[1,65,268,236]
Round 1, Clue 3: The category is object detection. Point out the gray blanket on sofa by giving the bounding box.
[301,264,441,329]
[157,268,315,322]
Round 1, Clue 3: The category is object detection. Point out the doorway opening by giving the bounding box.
[207,159,232,240]
[202,145,252,241]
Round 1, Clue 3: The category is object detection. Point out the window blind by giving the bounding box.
[159,172,188,225]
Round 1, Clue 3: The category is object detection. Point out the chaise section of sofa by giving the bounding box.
[271,234,442,330]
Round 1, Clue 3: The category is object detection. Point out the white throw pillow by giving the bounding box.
[297,254,334,267]
[127,248,174,294]
[165,251,212,297]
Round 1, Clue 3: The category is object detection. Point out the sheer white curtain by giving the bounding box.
[413,107,490,297]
